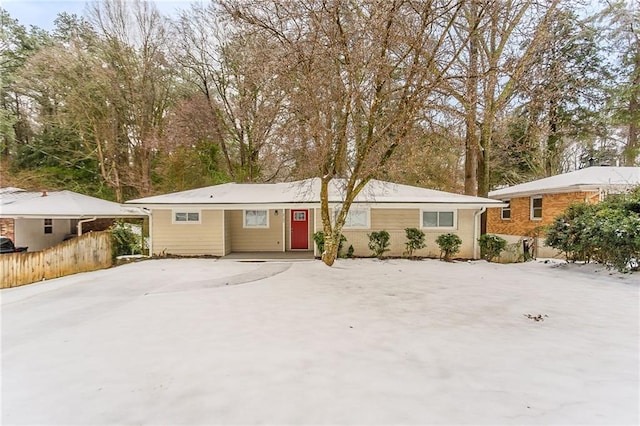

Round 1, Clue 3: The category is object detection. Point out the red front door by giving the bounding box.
[291,210,309,249]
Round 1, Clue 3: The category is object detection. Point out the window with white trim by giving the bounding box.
[44,218,53,234]
[173,211,200,224]
[421,210,456,228]
[530,196,542,220]
[501,200,511,220]
[334,208,370,229]
[343,208,369,229]
[244,210,269,228]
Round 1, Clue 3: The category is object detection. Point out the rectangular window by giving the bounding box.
[501,200,511,220]
[293,211,306,221]
[244,210,268,228]
[531,197,543,220]
[334,208,370,229]
[422,211,456,228]
[44,218,53,234]
[173,211,200,224]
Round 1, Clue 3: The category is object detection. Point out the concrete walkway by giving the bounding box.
[222,251,315,261]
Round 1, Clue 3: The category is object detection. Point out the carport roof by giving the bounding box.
[0,188,147,218]
[126,178,504,207]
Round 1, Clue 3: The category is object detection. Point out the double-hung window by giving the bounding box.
[421,210,456,229]
[44,218,53,234]
[530,197,542,220]
[501,200,511,220]
[341,208,370,229]
[244,210,269,228]
[173,211,200,224]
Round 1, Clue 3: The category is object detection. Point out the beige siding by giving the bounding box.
[152,209,224,256]
[341,208,479,259]
[228,209,285,252]
[224,211,232,255]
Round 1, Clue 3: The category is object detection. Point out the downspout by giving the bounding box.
[145,208,153,257]
[77,217,97,236]
[473,207,486,260]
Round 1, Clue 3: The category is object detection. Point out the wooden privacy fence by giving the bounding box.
[1,231,113,289]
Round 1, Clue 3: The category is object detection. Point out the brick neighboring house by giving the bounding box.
[487,166,640,260]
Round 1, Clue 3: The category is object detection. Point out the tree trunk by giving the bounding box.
[623,40,639,166]
[464,1,480,196]
[545,99,559,175]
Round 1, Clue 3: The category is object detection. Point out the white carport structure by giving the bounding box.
[0,188,148,252]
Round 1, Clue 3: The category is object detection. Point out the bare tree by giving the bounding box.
[171,2,292,182]
[444,0,560,196]
[224,0,464,265]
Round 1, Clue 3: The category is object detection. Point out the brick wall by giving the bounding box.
[0,218,15,241]
[487,191,600,237]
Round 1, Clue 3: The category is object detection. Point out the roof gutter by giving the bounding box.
[77,217,97,236]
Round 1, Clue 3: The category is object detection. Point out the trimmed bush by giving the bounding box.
[545,187,640,272]
[478,234,508,262]
[368,230,391,258]
[436,233,462,261]
[404,227,426,258]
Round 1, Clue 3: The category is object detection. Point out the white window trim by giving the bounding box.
[501,200,511,220]
[335,207,371,229]
[420,209,458,230]
[44,218,53,234]
[172,209,202,224]
[530,196,543,221]
[243,209,269,229]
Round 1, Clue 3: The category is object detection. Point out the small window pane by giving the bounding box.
[175,213,187,221]
[293,211,306,221]
[44,218,53,234]
[501,200,511,220]
[187,212,199,221]
[423,212,438,227]
[533,198,542,208]
[439,212,454,227]
[345,210,367,228]
[245,210,268,227]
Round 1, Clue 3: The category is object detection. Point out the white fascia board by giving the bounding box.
[348,202,508,209]
[0,213,149,219]
[127,203,321,210]
[130,202,507,210]
[489,186,604,199]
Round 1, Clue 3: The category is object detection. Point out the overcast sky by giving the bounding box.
[2,0,194,31]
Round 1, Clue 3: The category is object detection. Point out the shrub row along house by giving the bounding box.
[486,166,640,259]
[126,178,504,259]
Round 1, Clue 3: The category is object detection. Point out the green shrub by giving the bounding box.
[313,231,346,255]
[404,227,426,257]
[545,203,598,262]
[545,188,640,272]
[436,233,462,261]
[346,245,355,258]
[111,221,142,257]
[478,234,508,262]
[368,230,391,258]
